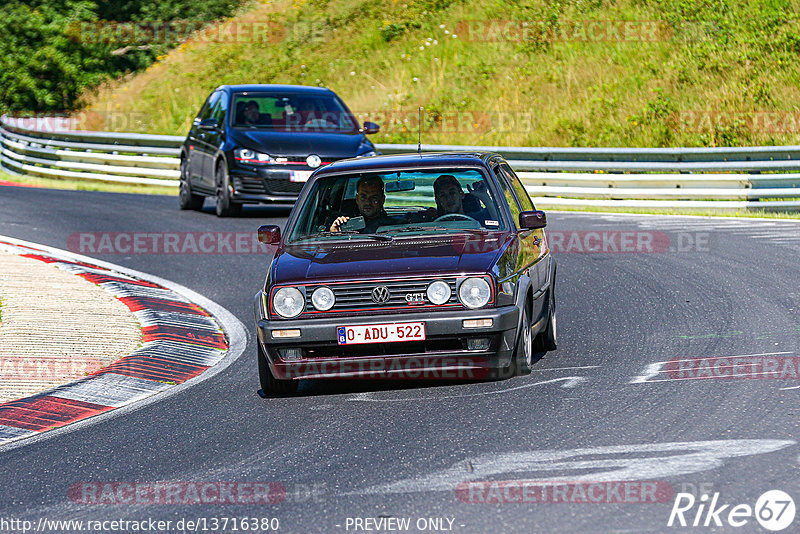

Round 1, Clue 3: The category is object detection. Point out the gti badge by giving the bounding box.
[405,293,426,305]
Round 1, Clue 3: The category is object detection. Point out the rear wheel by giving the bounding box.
[178,157,204,211]
[215,161,242,217]
[533,284,557,352]
[258,342,298,395]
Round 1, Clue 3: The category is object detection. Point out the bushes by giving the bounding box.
[0,0,246,114]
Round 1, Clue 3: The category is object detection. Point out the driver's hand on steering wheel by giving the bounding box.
[329,216,350,232]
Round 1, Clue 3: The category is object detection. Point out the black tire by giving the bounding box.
[533,284,557,352]
[514,303,534,375]
[258,342,298,395]
[215,161,242,217]
[178,157,204,211]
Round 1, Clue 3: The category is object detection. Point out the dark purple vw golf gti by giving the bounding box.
[253,152,556,395]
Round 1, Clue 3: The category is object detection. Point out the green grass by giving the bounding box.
[536,204,800,219]
[82,0,800,149]
[0,168,176,195]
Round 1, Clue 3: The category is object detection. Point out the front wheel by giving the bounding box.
[258,342,298,395]
[514,304,534,374]
[215,161,242,217]
[179,157,204,211]
[533,284,557,352]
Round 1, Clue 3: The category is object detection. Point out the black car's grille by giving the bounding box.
[302,277,462,316]
[266,177,304,194]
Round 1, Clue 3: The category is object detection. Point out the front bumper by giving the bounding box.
[229,165,309,203]
[254,294,520,380]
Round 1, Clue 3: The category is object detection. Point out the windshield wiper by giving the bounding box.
[292,231,393,242]
[378,226,489,235]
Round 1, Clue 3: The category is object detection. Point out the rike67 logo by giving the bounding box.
[668,490,795,531]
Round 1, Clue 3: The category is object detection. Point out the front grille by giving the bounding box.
[266,176,304,195]
[303,277,461,316]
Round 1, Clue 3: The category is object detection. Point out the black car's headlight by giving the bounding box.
[273,287,304,318]
[235,148,273,165]
[356,150,378,158]
[458,277,491,309]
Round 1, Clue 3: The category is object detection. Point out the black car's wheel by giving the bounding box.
[514,304,534,374]
[258,342,298,395]
[178,157,204,211]
[533,283,557,352]
[215,161,242,217]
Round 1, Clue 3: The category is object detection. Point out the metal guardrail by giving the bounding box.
[2,117,799,210]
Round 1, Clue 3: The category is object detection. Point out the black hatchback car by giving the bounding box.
[179,84,380,216]
[253,152,557,395]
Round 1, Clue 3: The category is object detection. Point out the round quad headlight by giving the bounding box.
[311,286,335,311]
[273,287,304,318]
[458,277,491,309]
[426,280,451,305]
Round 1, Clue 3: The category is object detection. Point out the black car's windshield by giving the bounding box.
[287,169,506,243]
[231,92,358,133]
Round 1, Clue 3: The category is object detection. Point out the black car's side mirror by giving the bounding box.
[519,210,547,230]
[199,118,220,131]
[258,225,281,245]
[362,121,380,134]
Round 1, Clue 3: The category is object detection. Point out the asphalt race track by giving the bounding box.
[1,185,800,533]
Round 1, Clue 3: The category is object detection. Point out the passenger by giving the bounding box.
[329,175,396,233]
[412,174,493,223]
[243,100,271,126]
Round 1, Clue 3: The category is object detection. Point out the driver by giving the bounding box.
[329,175,396,233]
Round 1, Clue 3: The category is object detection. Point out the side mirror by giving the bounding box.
[199,118,220,131]
[519,210,547,230]
[257,225,281,245]
[362,121,380,135]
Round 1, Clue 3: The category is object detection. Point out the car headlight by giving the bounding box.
[272,287,304,318]
[458,277,491,309]
[426,280,451,305]
[235,147,273,164]
[356,150,378,158]
[311,286,335,311]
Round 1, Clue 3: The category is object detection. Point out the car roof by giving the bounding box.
[218,84,336,95]
[313,152,502,176]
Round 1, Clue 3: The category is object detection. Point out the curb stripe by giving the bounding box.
[0,238,236,447]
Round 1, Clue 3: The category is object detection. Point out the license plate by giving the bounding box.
[290,170,313,183]
[337,322,425,345]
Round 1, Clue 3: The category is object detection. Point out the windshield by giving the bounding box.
[287,169,506,242]
[230,92,359,133]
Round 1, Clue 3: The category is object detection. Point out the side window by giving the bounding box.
[494,165,521,229]
[501,164,534,211]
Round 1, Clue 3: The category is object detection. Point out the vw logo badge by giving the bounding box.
[371,286,390,304]
[306,154,322,168]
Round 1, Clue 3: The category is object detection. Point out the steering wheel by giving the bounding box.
[434,213,477,223]
[303,117,338,129]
